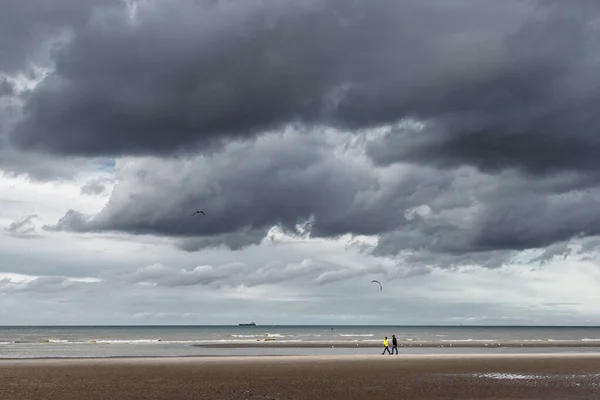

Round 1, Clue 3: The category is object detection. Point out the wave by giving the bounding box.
[93,339,164,344]
[475,373,546,380]
[338,334,374,337]
[3,336,600,347]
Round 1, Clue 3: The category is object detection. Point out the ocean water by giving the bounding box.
[0,325,599,359]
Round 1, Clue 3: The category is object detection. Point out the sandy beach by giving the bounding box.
[0,354,599,399]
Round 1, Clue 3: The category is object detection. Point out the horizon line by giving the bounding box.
[0,324,598,328]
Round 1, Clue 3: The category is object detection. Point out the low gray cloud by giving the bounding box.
[5,214,40,238]
[529,242,573,266]
[176,228,270,252]
[578,237,600,256]
[315,264,387,285]
[80,177,112,196]
[0,276,101,294]
[45,210,90,232]
[128,258,387,288]
[391,249,518,271]
[0,144,101,182]
[129,262,246,288]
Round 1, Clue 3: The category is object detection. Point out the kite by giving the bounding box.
[371,279,382,291]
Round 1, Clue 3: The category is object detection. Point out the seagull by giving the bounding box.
[192,210,205,216]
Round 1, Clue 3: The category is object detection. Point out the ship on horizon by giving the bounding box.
[238,321,256,326]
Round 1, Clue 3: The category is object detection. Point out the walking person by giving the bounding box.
[391,334,398,355]
[382,336,391,355]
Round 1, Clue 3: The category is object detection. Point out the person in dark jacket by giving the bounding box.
[391,334,398,354]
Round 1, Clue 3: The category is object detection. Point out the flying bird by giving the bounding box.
[192,210,205,216]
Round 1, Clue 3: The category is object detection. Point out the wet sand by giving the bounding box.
[0,354,599,399]
[193,340,600,348]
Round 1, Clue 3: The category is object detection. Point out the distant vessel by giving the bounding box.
[238,322,256,326]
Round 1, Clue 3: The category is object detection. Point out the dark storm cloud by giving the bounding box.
[0,0,121,74]
[43,126,600,262]
[373,169,600,258]
[0,78,14,97]
[0,0,122,179]
[43,133,408,241]
[21,0,600,266]
[39,128,600,265]
[9,0,534,156]
[366,2,600,177]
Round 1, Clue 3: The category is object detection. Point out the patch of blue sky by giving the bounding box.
[94,159,116,172]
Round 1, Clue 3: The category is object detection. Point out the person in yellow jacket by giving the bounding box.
[382,336,391,355]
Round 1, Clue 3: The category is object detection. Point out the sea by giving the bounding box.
[0,325,599,359]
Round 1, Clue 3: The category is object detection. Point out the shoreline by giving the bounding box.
[192,340,600,348]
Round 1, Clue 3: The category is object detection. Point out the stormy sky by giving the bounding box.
[1,0,600,325]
